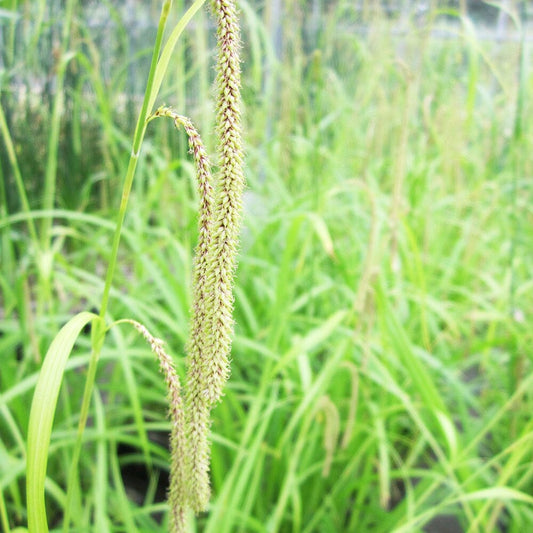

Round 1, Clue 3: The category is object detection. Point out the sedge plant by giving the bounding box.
[25,0,244,531]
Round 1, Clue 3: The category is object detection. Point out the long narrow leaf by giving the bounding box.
[27,311,100,533]
[148,0,207,114]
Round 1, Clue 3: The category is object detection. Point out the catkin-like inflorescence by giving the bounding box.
[125,319,188,531]
[184,0,245,513]
[149,0,244,520]
[151,106,217,515]
[208,0,244,406]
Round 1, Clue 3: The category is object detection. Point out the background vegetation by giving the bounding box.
[1,0,533,531]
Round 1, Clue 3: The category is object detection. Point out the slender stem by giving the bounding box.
[0,491,9,533]
[62,3,174,530]
[99,0,173,319]
[0,104,38,245]
[61,319,106,532]
[40,0,76,250]
[99,0,207,319]
[62,0,211,528]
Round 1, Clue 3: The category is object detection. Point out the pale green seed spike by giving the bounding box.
[118,318,188,532]
[208,0,244,407]
[148,0,244,518]
[147,106,216,526]
[136,323,185,526]
[184,0,245,513]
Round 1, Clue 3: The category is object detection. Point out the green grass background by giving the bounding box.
[1,0,533,531]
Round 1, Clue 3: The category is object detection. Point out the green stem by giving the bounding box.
[40,0,76,249]
[99,0,173,319]
[0,491,9,533]
[61,0,208,529]
[99,0,206,319]
[35,0,77,315]
[0,104,38,245]
[62,2,173,529]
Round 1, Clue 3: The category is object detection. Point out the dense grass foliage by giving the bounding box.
[1,1,533,531]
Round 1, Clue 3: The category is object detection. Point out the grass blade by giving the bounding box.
[26,311,100,533]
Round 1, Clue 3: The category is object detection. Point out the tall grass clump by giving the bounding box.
[21,0,244,530]
[2,1,533,532]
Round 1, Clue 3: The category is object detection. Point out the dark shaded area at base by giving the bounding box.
[424,515,463,533]
[118,433,170,524]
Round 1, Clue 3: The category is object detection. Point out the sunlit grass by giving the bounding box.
[1,1,533,532]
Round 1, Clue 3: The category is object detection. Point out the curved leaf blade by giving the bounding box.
[27,311,100,533]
